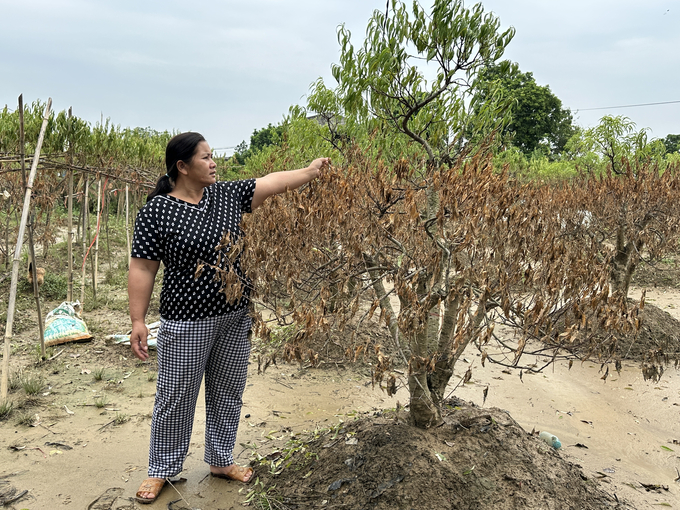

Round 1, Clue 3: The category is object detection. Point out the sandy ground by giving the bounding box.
[1,286,678,509]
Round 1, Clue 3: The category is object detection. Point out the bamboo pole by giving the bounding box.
[18,95,46,359]
[105,181,112,273]
[27,215,46,359]
[80,176,89,304]
[3,200,9,270]
[2,97,52,400]
[67,107,74,302]
[18,94,27,212]
[93,175,101,300]
[76,174,82,244]
[117,187,123,221]
[125,184,131,269]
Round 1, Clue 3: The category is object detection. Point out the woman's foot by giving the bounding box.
[136,477,166,504]
[210,464,254,483]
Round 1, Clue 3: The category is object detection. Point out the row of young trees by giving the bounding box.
[225,0,680,429]
[0,102,245,267]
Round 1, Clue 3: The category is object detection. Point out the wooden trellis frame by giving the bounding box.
[2,97,52,400]
[0,100,160,402]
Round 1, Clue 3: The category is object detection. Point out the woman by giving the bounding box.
[129,131,329,504]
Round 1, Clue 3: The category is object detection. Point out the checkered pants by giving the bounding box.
[148,307,252,478]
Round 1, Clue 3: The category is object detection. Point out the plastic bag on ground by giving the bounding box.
[105,321,159,349]
[44,301,93,347]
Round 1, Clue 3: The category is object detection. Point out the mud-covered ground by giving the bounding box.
[0,276,679,509]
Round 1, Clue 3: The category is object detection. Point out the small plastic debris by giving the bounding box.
[105,321,160,348]
[539,431,562,449]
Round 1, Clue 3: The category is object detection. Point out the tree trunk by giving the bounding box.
[406,276,441,428]
[363,254,410,361]
[409,324,442,428]
[609,203,648,298]
[429,288,491,409]
[609,241,640,298]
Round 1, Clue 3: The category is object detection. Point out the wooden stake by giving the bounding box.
[104,180,111,272]
[18,95,45,358]
[80,176,89,305]
[67,107,74,302]
[2,97,52,400]
[117,186,123,221]
[76,174,82,243]
[27,215,46,358]
[125,185,131,269]
[94,175,101,299]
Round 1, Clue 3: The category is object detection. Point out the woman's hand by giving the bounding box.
[130,322,151,361]
[128,257,160,361]
[307,157,331,179]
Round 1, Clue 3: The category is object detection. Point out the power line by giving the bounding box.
[576,100,680,112]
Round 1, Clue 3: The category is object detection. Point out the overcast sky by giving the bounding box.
[1,0,678,154]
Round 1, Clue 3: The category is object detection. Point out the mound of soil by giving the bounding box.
[550,301,680,371]
[631,259,680,289]
[618,301,680,361]
[251,400,631,510]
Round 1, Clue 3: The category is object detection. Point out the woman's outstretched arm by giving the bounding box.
[251,157,329,210]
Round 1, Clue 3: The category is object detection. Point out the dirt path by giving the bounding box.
[1,286,678,509]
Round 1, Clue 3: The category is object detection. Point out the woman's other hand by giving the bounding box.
[130,322,151,361]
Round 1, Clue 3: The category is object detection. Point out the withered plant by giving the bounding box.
[209,145,646,428]
[545,161,680,375]
[209,0,679,428]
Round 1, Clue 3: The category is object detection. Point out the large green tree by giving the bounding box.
[234,123,285,164]
[663,133,680,154]
[474,63,575,155]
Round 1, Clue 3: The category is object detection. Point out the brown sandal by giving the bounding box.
[135,478,166,504]
[210,465,254,483]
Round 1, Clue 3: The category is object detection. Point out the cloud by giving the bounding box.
[1,0,677,147]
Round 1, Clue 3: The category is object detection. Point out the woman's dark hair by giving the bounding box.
[147,132,206,201]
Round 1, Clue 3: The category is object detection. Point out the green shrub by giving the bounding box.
[94,395,109,408]
[0,400,13,420]
[22,376,44,395]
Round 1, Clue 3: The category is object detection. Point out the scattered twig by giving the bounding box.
[0,471,27,480]
[98,419,116,432]
[0,487,28,506]
[166,478,190,509]
[45,442,73,450]
[276,379,294,390]
[47,349,64,361]
[38,423,57,434]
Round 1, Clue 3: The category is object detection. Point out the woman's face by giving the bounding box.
[182,141,217,187]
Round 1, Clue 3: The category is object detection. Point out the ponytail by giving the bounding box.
[147,174,174,201]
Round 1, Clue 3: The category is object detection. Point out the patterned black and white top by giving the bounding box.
[131,179,256,321]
